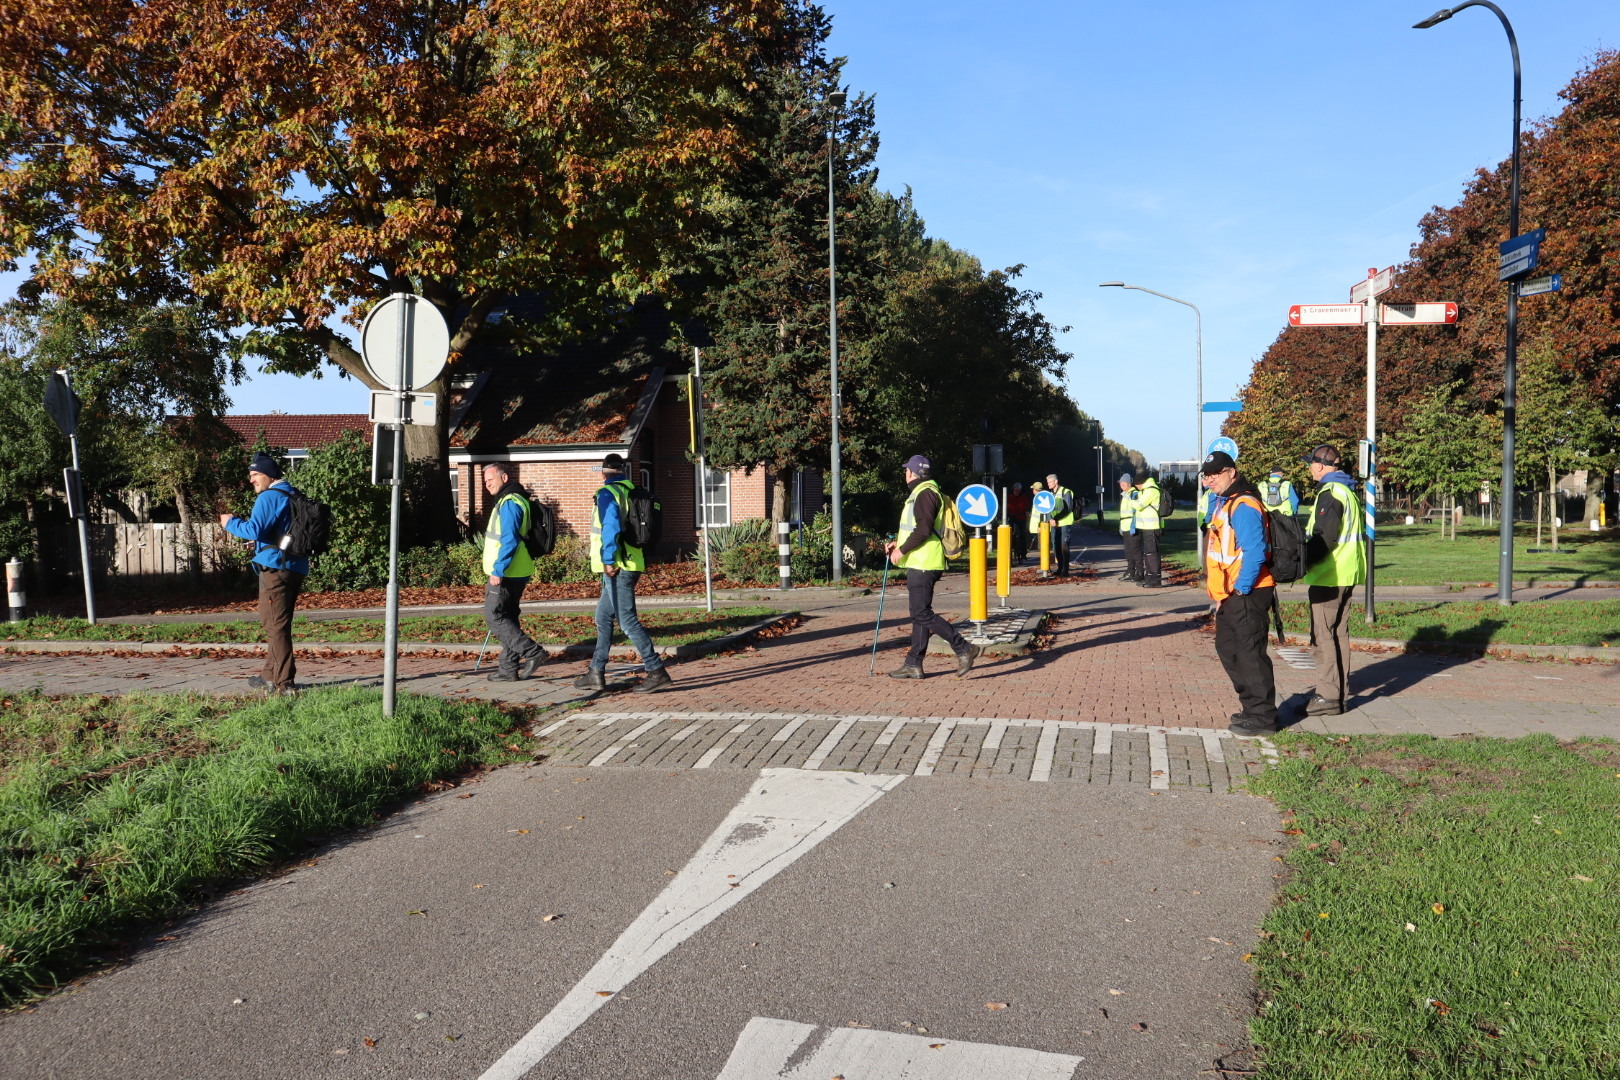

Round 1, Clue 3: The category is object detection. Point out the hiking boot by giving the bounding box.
[633,668,673,694]
[1139,580,1163,588]
[1304,695,1344,717]
[487,669,521,683]
[888,665,924,680]
[955,644,983,677]
[518,654,545,680]
[1228,714,1277,737]
[572,668,606,690]
[246,675,271,692]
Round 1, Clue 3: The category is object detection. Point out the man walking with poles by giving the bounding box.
[884,454,980,680]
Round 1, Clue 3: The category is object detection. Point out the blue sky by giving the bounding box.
[10,1,1614,469]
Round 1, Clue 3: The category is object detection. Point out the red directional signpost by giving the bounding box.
[1288,267,1458,621]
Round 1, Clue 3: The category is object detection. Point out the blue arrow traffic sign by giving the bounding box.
[1201,400,1244,413]
[1206,437,1239,460]
[1032,490,1057,516]
[956,484,999,528]
[1498,228,1546,282]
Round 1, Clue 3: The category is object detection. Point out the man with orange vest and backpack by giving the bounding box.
[1200,450,1277,736]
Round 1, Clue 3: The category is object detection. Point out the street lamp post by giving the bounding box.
[1099,281,1204,557]
[1414,2,1521,607]
[1092,444,1104,516]
[827,89,846,582]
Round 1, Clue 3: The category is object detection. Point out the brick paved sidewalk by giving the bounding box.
[4,590,1616,739]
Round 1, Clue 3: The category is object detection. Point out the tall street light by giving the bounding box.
[1098,281,1203,476]
[827,90,846,582]
[1414,3,1521,606]
[1092,444,1104,521]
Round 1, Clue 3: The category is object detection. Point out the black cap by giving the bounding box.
[599,452,627,473]
[1200,450,1236,475]
[1301,444,1342,467]
[250,451,283,480]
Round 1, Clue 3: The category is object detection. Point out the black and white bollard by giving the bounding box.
[778,521,792,590]
[6,558,24,622]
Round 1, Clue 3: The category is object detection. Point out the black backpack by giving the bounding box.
[604,482,662,550]
[278,487,331,558]
[1265,507,1308,584]
[522,496,557,558]
[1157,486,1174,519]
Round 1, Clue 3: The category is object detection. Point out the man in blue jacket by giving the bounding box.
[481,462,547,682]
[573,454,671,694]
[219,452,308,694]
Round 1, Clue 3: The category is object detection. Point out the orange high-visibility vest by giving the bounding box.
[1205,492,1275,603]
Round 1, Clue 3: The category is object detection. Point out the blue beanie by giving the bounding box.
[250,451,283,480]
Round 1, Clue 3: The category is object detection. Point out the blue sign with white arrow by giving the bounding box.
[956,484,999,528]
[1498,228,1546,282]
[1032,489,1057,517]
[1206,436,1239,461]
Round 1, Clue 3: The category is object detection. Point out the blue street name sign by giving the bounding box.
[1032,490,1057,517]
[1201,400,1244,413]
[1206,436,1239,461]
[1519,274,1562,298]
[956,484,999,528]
[1498,228,1546,283]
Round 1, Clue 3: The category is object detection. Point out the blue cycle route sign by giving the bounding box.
[1206,437,1239,461]
[1032,489,1057,517]
[957,484,999,528]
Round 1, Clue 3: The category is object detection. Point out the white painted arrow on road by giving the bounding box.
[479,769,906,1080]
[716,1017,1083,1079]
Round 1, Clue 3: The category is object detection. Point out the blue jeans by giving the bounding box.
[591,570,663,673]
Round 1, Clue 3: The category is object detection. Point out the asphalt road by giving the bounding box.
[1,764,1282,1080]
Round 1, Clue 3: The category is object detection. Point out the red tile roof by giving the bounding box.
[222,414,372,450]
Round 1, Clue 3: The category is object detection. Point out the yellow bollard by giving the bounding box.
[1038,519,1051,576]
[969,535,988,623]
[995,524,1012,601]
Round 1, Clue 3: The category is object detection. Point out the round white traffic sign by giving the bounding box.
[361,294,449,391]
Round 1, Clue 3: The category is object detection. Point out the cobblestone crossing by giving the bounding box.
[534,711,1277,793]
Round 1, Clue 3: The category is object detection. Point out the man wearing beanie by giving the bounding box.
[884,454,980,679]
[219,451,307,694]
[1200,450,1277,735]
[574,453,671,694]
[1117,473,1141,582]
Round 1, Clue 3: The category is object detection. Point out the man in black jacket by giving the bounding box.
[883,454,980,679]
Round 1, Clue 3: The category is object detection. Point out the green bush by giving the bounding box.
[692,518,774,560]
[718,541,781,585]
[528,533,596,584]
[398,542,483,588]
[292,431,391,592]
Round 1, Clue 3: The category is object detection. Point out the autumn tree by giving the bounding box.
[0,0,787,536]
[1380,381,1500,524]
[1513,344,1614,545]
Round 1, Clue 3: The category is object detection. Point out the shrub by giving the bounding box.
[528,533,595,584]
[718,541,780,585]
[692,518,774,560]
[398,542,483,588]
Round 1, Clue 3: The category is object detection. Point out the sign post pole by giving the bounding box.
[693,348,714,613]
[382,295,409,717]
[45,370,96,624]
[996,486,1011,610]
[1364,278,1378,624]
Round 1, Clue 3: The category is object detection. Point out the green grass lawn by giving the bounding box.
[1249,734,1620,1078]
[1148,513,1619,586]
[0,689,533,1006]
[1277,600,1620,649]
[2,606,785,648]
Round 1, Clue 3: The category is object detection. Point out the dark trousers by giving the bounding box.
[484,576,544,674]
[905,569,969,667]
[257,568,303,689]
[1122,531,1143,578]
[1308,584,1355,704]
[1215,587,1276,725]
[1055,524,1073,575]
[1012,520,1030,561]
[1139,528,1161,584]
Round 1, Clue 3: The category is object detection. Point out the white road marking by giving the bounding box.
[982,720,1009,752]
[914,720,958,776]
[804,716,861,770]
[1030,722,1059,782]
[874,717,909,747]
[769,717,808,742]
[589,718,665,767]
[1202,732,1226,763]
[1148,730,1170,790]
[478,770,905,1080]
[693,723,753,769]
[670,722,705,742]
[1093,725,1113,756]
[714,1017,1082,1079]
[533,716,573,738]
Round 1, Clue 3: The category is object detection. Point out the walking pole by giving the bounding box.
[474,629,494,671]
[868,540,893,675]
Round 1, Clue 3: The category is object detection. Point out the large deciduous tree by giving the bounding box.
[0,0,786,534]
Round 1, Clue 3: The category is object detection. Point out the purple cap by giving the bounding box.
[904,454,932,477]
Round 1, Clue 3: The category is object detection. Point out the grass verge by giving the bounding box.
[0,688,531,1007]
[1248,733,1620,1078]
[3,606,785,648]
[1276,600,1620,648]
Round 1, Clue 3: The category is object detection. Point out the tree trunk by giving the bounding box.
[771,471,790,527]
[403,369,458,545]
[172,483,202,587]
[1549,467,1560,553]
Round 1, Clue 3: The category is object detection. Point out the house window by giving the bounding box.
[696,465,730,528]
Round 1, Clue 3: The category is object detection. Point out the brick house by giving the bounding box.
[445,303,818,560]
[222,414,372,463]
